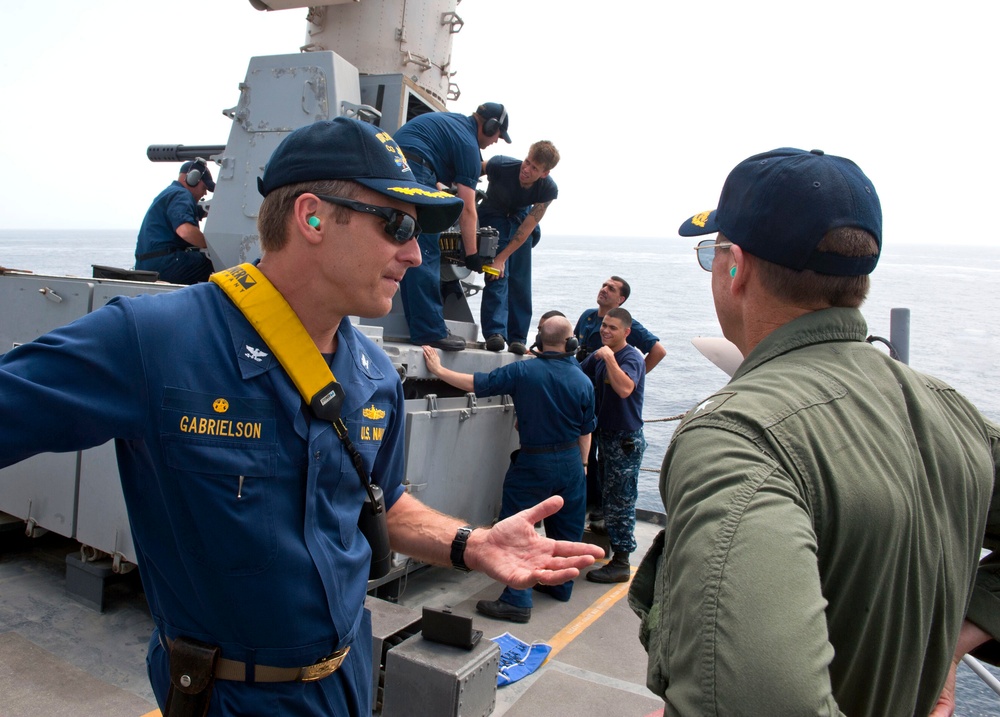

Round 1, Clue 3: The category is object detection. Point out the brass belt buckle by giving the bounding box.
[299,646,350,682]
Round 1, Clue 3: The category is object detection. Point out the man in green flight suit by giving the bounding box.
[630,147,1000,717]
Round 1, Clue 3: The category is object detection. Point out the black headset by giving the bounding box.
[529,333,580,359]
[185,158,208,188]
[479,104,507,137]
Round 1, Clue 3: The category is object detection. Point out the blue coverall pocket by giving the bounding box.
[161,436,279,575]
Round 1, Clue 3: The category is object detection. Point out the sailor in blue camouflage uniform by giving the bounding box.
[423,313,595,623]
[575,276,664,530]
[134,160,216,284]
[393,102,512,351]
[579,306,647,583]
[0,117,603,717]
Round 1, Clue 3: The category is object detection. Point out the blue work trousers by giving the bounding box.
[139,249,214,285]
[498,448,586,607]
[480,216,533,345]
[595,428,646,555]
[398,162,450,343]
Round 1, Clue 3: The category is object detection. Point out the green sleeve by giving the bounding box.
[654,425,843,716]
[966,418,1000,663]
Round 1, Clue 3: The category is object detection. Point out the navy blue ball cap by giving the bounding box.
[180,160,215,191]
[679,148,882,276]
[257,117,463,234]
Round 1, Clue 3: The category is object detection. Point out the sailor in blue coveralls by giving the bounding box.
[393,102,512,351]
[0,118,604,716]
[478,141,560,356]
[423,314,596,623]
[579,307,647,584]
[134,160,216,284]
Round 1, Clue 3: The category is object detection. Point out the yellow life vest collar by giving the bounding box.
[210,263,345,422]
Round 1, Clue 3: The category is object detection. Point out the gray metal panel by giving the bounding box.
[0,275,95,537]
[309,0,459,106]
[404,394,517,527]
[382,633,500,717]
[0,274,94,352]
[366,596,422,711]
[74,280,179,559]
[76,443,131,558]
[204,51,362,269]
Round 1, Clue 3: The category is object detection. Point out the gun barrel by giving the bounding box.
[146,145,226,162]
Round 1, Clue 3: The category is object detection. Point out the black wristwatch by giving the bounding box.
[450,525,475,572]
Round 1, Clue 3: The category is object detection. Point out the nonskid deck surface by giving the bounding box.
[391,517,665,716]
[2,519,1000,717]
[0,531,158,716]
[0,520,663,717]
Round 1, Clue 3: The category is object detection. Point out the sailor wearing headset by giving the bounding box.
[423,312,596,623]
[135,159,216,284]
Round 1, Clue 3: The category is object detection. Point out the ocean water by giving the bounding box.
[3,229,999,514]
[519,235,1000,511]
[3,229,1000,712]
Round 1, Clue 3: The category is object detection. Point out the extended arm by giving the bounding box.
[422,345,474,392]
[386,492,603,588]
[490,201,551,276]
[456,183,479,256]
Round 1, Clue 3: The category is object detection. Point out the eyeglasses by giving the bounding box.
[305,193,421,244]
[693,239,733,272]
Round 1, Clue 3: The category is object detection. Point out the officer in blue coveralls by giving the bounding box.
[0,117,604,716]
[479,140,560,356]
[394,102,512,351]
[579,307,647,584]
[422,313,596,623]
[135,160,216,284]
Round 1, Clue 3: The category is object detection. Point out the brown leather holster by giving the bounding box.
[164,636,221,717]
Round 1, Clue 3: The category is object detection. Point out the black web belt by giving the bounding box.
[520,440,578,455]
[404,153,435,173]
[137,247,199,261]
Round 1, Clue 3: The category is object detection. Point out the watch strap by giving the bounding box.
[450,525,474,572]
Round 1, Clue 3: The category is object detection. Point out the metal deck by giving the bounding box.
[3,516,999,717]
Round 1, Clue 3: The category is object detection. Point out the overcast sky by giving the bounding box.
[1,0,997,245]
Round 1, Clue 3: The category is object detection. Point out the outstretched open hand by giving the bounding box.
[469,496,604,589]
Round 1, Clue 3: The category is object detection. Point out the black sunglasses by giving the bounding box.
[304,193,421,244]
[693,238,734,272]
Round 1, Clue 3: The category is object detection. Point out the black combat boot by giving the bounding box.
[586,551,631,583]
